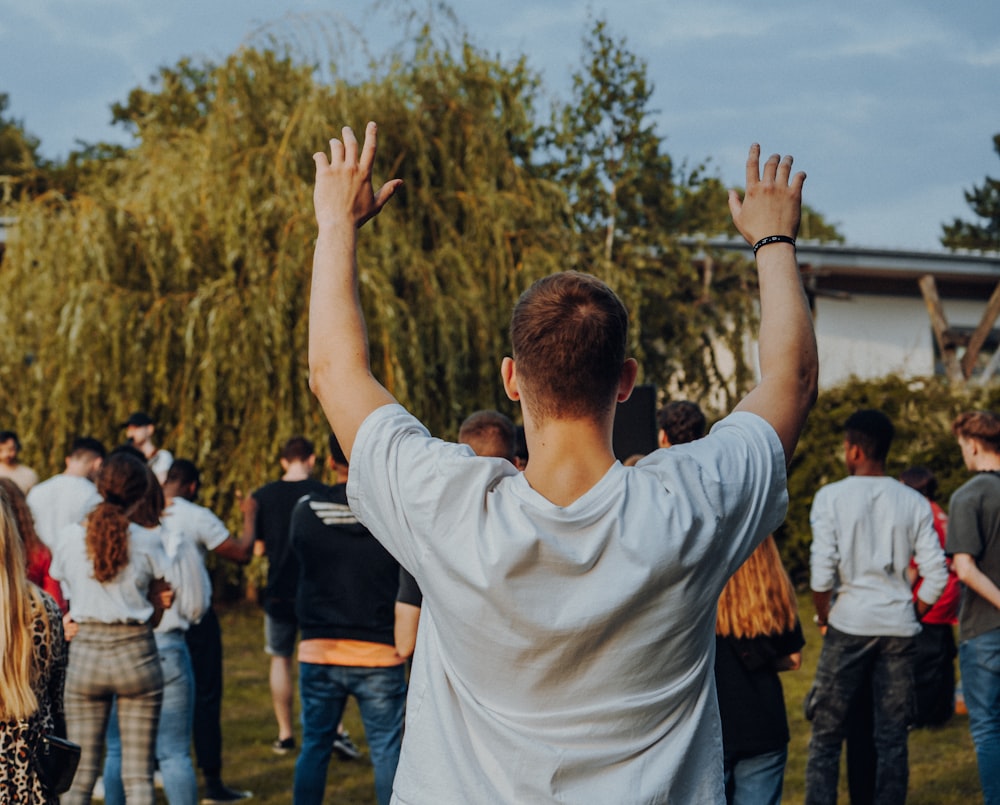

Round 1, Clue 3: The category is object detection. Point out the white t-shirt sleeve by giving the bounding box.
[193,504,230,552]
[639,411,788,579]
[348,404,518,573]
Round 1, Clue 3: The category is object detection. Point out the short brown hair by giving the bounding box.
[280,436,315,463]
[953,411,1000,454]
[657,401,706,446]
[510,272,629,420]
[459,411,516,462]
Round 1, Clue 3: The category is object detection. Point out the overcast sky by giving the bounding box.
[2,0,998,252]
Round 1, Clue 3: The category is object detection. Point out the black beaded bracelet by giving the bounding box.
[752,235,796,255]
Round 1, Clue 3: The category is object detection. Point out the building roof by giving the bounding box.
[681,236,1000,299]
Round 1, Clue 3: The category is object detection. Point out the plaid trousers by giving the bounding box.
[62,623,163,805]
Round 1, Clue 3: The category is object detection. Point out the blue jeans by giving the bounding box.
[105,635,198,805]
[804,627,915,805]
[724,747,787,805]
[293,662,406,805]
[959,628,1000,805]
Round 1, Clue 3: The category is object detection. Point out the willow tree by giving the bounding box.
[545,18,755,409]
[0,38,566,514]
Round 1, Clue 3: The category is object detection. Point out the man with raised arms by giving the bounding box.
[307,123,817,803]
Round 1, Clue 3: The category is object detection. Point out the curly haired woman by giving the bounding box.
[50,451,173,805]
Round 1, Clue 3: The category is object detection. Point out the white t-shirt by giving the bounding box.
[148,449,174,485]
[156,497,229,631]
[348,404,787,804]
[50,521,171,624]
[26,473,102,549]
[810,475,948,637]
[160,496,230,558]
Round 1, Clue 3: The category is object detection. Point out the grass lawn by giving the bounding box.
[211,594,982,804]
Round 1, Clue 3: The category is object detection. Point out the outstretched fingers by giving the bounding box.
[747,145,798,188]
[731,143,807,245]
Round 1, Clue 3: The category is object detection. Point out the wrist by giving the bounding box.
[316,218,356,238]
[753,235,796,256]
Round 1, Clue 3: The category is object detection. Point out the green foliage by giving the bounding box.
[1,15,852,545]
[1,48,335,519]
[779,374,1000,583]
[0,36,568,524]
[0,93,45,200]
[942,132,1000,251]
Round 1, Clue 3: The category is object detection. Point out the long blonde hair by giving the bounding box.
[716,535,798,639]
[0,482,47,720]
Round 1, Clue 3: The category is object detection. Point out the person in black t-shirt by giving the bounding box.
[290,433,411,805]
[252,436,326,754]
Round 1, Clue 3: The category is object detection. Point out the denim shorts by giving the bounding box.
[264,613,297,658]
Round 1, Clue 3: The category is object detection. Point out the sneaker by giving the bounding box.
[271,736,296,755]
[333,730,362,761]
[92,776,105,801]
[202,780,254,803]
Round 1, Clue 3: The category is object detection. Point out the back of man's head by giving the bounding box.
[952,410,1000,454]
[165,458,200,491]
[657,401,707,447]
[280,436,315,464]
[843,409,894,463]
[510,272,628,420]
[69,437,107,461]
[328,433,349,468]
[899,466,938,501]
[459,411,516,462]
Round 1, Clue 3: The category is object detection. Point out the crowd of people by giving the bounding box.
[0,122,998,805]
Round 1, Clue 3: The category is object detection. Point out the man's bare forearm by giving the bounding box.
[308,123,402,458]
[308,224,394,456]
[729,146,818,463]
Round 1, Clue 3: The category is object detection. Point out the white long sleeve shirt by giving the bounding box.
[810,475,948,637]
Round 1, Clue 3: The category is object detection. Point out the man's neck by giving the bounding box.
[849,460,885,478]
[522,415,617,507]
[282,464,312,482]
[974,455,1000,472]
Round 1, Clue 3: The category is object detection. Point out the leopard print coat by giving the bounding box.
[0,590,68,804]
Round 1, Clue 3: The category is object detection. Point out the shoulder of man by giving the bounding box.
[951,472,999,506]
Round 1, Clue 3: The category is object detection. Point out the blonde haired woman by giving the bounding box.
[715,535,804,805]
[0,481,68,803]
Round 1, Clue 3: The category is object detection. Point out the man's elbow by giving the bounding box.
[308,364,325,398]
[953,558,976,585]
[800,354,819,410]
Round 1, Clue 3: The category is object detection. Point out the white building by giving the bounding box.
[688,238,1000,389]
